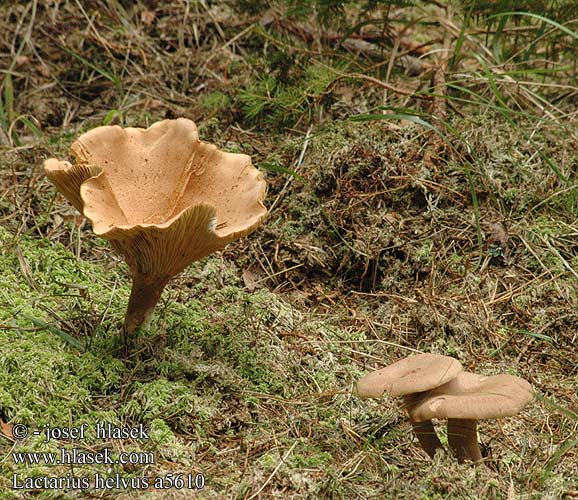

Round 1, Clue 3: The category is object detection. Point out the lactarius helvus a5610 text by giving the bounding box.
[44,118,267,339]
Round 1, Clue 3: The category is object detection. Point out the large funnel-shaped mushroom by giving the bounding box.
[44,118,267,338]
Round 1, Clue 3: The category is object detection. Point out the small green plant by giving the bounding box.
[102,108,124,126]
[239,61,337,129]
[0,74,43,146]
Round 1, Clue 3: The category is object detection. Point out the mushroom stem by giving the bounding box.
[447,418,482,464]
[410,419,443,458]
[123,273,169,335]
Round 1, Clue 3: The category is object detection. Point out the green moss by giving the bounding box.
[289,450,333,468]
[0,226,226,495]
[0,229,124,424]
[119,379,197,422]
[416,239,434,264]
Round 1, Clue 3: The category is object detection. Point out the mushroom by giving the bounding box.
[354,353,462,458]
[44,118,267,341]
[407,371,534,463]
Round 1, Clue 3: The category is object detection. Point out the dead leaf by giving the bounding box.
[242,269,258,291]
[0,418,13,440]
[485,222,508,247]
[15,55,31,67]
[384,211,403,228]
[53,213,63,228]
[483,221,509,265]
[259,9,276,27]
[140,10,156,26]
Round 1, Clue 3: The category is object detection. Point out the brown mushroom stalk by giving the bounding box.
[44,119,267,342]
[410,419,443,458]
[447,418,482,463]
[354,353,463,459]
[124,274,169,333]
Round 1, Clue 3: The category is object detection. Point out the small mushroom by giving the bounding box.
[407,371,534,463]
[44,118,267,342]
[354,353,462,458]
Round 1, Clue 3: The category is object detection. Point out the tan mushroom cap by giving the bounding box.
[408,371,534,422]
[44,160,100,213]
[355,353,462,398]
[44,118,267,279]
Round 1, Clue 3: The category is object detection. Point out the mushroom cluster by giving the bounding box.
[354,353,534,464]
[44,118,267,342]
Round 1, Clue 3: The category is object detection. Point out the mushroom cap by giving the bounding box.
[354,353,462,398]
[408,371,534,422]
[44,119,267,279]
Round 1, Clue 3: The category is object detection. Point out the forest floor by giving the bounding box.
[0,1,577,499]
